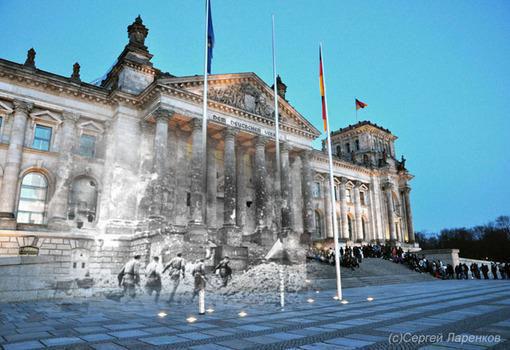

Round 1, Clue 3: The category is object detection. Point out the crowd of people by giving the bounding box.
[307,243,510,281]
[307,246,362,270]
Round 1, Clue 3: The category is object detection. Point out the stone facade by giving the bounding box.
[0,17,416,299]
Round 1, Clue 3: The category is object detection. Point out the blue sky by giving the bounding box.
[1,0,509,233]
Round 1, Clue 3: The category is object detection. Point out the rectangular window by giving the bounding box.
[360,191,366,205]
[345,142,351,153]
[313,182,321,198]
[346,189,352,203]
[334,186,338,201]
[78,134,96,158]
[32,125,52,151]
[355,139,360,151]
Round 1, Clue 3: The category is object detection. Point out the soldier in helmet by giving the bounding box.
[118,254,141,300]
[214,256,232,287]
[162,253,185,303]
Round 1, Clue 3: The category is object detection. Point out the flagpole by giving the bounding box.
[199,0,210,315]
[272,14,284,310]
[201,0,210,223]
[320,43,342,300]
[272,14,281,220]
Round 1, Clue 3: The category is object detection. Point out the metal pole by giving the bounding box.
[201,0,210,222]
[272,14,285,310]
[272,15,281,187]
[320,43,342,300]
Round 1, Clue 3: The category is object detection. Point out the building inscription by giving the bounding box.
[211,113,275,138]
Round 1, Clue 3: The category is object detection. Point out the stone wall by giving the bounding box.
[419,249,460,267]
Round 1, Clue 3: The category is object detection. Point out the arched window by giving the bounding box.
[336,145,341,157]
[314,210,322,238]
[17,172,48,224]
[347,215,354,240]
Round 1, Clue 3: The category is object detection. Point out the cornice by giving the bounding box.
[139,83,319,140]
[311,150,375,176]
[0,59,113,107]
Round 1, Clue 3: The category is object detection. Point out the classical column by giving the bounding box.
[339,177,349,240]
[353,181,363,242]
[223,129,237,227]
[0,100,32,225]
[280,142,292,230]
[300,150,314,242]
[151,109,172,217]
[235,145,246,228]
[189,118,205,224]
[48,112,78,229]
[153,109,172,177]
[383,182,397,241]
[206,138,217,228]
[323,177,333,238]
[403,186,415,243]
[254,136,268,230]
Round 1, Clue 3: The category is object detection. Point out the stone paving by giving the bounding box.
[0,280,509,349]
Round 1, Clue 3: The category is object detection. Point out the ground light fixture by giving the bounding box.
[333,295,339,300]
[305,279,311,283]
[307,298,315,303]
[315,290,320,294]
[341,299,349,304]
[157,311,167,318]
[238,311,247,317]
[186,316,197,323]
[367,297,374,301]
[206,308,214,313]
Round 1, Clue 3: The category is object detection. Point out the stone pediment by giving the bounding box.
[158,73,321,139]
[207,82,274,120]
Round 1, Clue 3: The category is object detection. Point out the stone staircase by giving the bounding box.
[307,257,436,289]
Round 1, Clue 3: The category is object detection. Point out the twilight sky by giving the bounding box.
[1,0,509,233]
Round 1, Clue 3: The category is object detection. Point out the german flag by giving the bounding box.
[319,49,327,131]
[355,99,368,110]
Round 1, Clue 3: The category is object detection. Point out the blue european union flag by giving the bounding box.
[207,0,214,74]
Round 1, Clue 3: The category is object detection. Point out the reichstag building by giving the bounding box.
[0,17,416,298]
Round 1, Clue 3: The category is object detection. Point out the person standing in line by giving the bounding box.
[145,256,162,303]
[491,263,499,279]
[118,254,141,300]
[162,253,186,304]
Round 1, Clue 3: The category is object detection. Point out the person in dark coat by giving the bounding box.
[491,263,498,279]
[481,264,489,279]
[214,256,232,287]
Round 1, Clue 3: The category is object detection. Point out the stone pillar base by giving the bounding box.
[186,224,208,244]
[219,225,243,246]
[0,217,17,230]
[215,244,248,271]
[299,232,311,245]
[243,227,275,247]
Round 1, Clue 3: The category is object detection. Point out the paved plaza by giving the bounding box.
[0,280,509,350]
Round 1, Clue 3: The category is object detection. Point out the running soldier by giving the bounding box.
[214,256,232,287]
[118,254,141,300]
[191,259,207,314]
[162,253,185,303]
[145,256,162,302]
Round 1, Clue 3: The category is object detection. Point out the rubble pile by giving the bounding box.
[222,262,307,295]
